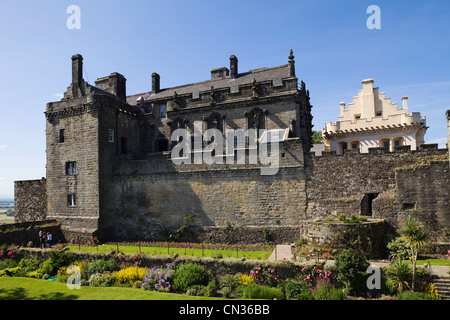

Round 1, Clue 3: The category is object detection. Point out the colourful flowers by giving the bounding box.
[141,263,174,292]
[300,265,332,288]
[250,266,283,287]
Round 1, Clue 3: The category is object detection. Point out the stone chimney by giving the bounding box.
[152,72,160,93]
[94,72,127,101]
[71,54,84,98]
[402,96,408,112]
[211,67,229,80]
[361,79,375,119]
[230,55,238,78]
[288,49,295,77]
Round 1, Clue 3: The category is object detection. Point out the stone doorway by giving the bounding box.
[361,193,379,216]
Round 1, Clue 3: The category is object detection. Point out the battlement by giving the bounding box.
[311,143,448,158]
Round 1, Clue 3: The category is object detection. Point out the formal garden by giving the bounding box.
[0,215,448,300]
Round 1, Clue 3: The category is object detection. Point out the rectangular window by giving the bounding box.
[376,112,382,117]
[67,194,76,207]
[65,161,77,175]
[59,129,65,143]
[120,137,127,154]
[108,129,115,143]
[160,104,167,119]
[354,114,361,121]
[383,141,390,152]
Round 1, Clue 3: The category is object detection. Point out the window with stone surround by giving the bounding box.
[65,161,77,175]
[59,129,65,143]
[67,194,76,207]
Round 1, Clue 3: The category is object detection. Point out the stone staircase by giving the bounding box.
[432,276,450,300]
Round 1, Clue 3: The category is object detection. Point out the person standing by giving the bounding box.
[47,232,53,247]
[38,230,43,249]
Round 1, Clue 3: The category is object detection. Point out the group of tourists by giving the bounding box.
[38,230,53,249]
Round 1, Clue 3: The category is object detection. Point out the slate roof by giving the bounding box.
[126,63,293,106]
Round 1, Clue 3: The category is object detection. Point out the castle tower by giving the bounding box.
[45,54,135,241]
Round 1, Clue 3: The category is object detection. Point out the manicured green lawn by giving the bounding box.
[408,259,449,266]
[67,244,272,260]
[0,277,221,300]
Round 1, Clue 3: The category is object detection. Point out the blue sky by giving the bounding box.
[0,0,449,198]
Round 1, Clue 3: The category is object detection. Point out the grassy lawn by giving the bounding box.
[67,244,272,260]
[406,259,449,266]
[0,277,222,300]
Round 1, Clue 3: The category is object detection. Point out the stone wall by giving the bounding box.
[14,178,47,223]
[306,145,448,219]
[299,220,386,259]
[373,160,449,252]
[99,138,307,242]
[0,220,64,247]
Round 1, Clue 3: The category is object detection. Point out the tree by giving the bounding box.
[399,215,430,292]
[334,248,370,296]
[311,130,323,144]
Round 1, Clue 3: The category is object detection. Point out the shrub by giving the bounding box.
[39,250,74,276]
[417,282,441,300]
[385,260,412,294]
[86,259,120,277]
[172,263,209,292]
[114,266,147,286]
[237,274,254,287]
[26,269,43,279]
[334,248,370,296]
[88,272,117,287]
[387,237,410,261]
[299,265,332,288]
[278,279,310,300]
[396,290,431,300]
[250,266,283,287]
[0,267,22,277]
[243,283,284,300]
[18,259,40,272]
[312,279,345,300]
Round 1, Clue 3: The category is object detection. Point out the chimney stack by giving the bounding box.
[288,49,295,77]
[402,96,408,112]
[230,55,238,78]
[71,54,84,98]
[152,72,160,93]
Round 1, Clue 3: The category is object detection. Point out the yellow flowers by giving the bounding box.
[237,274,254,287]
[114,266,147,285]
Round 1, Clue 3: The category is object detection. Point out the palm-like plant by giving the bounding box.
[385,259,412,293]
[399,215,430,292]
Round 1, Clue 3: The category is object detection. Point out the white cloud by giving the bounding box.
[53,93,64,99]
[0,145,7,149]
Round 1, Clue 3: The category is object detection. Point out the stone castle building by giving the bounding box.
[39,51,314,242]
[323,78,427,154]
[13,52,449,256]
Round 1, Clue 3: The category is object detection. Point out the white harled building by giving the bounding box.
[323,78,427,155]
